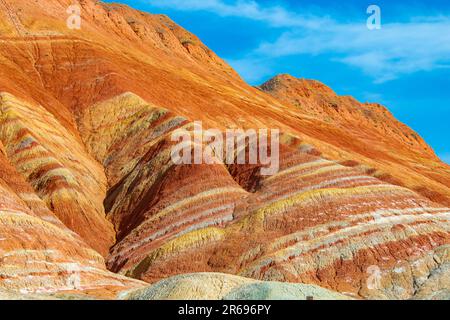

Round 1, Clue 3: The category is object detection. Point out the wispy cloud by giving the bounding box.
[147,0,331,28]
[257,19,450,82]
[149,0,450,83]
[226,57,273,83]
[439,152,450,164]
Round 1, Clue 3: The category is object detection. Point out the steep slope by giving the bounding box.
[259,75,432,156]
[75,93,450,299]
[0,0,448,207]
[0,0,449,300]
[0,92,114,255]
[0,142,144,298]
[98,123,449,299]
[2,0,449,208]
[259,75,450,206]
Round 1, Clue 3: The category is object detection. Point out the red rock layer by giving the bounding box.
[0,141,144,297]
[0,0,448,208]
[0,92,114,255]
[107,138,449,299]
[0,0,448,299]
[259,75,450,206]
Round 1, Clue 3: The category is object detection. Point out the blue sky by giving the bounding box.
[105,0,450,164]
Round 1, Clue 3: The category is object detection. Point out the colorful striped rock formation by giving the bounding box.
[0,0,449,300]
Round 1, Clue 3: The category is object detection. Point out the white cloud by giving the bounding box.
[226,57,273,83]
[147,0,331,28]
[256,19,450,82]
[149,0,450,82]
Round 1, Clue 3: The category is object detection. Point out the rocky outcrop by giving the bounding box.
[0,145,145,297]
[0,0,449,300]
[0,92,114,255]
[120,273,351,300]
[259,74,450,206]
[101,127,449,299]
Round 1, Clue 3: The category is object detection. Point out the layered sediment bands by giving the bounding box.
[259,75,450,206]
[0,119,145,297]
[0,145,68,230]
[78,92,188,186]
[111,144,450,299]
[0,0,449,300]
[77,94,248,275]
[0,173,144,297]
[0,213,144,297]
[0,92,114,255]
[0,0,448,208]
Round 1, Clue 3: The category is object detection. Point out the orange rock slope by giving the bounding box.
[0,0,449,299]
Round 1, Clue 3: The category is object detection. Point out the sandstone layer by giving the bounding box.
[0,0,449,300]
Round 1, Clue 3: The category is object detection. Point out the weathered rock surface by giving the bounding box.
[0,92,114,255]
[120,273,351,300]
[0,147,145,297]
[108,134,450,299]
[0,0,449,300]
[259,74,450,206]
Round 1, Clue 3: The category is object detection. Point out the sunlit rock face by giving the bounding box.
[104,136,449,300]
[0,0,449,300]
[0,93,114,255]
[0,134,144,297]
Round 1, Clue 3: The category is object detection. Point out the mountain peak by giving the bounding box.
[261,74,336,96]
[0,0,449,300]
[259,73,437,157]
